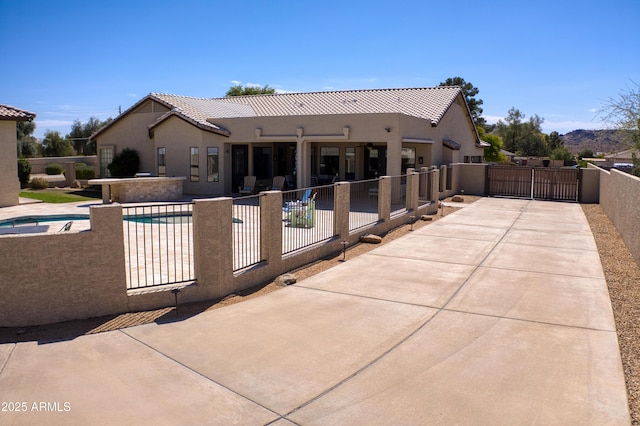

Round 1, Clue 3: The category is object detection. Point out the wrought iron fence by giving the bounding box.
[282,185,335,254]
[122,203,194,289]
[418,170,431,207]
[389,174,408,217]
[349,178,379,231]
[233,194,262,271]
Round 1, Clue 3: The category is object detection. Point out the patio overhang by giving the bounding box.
[443,139,461,150]
[402,137,434,144]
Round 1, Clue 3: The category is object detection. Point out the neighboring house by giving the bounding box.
[500,149,516,163]
[0,104,36,207]
[91,87,487,195]
[605,148,636,164]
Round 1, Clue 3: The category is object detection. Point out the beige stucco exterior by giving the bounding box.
[0,120,20,206]
[92,100,170,176]
[94,91,484,196]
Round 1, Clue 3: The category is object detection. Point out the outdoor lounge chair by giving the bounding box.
[284,191,317,228]
[282,189,312,214]
[58,221,73,232]
[284,174,295,189]
[238,176,256,195]
[271,176,285,190]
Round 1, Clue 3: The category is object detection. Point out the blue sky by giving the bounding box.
[1,0,638,139]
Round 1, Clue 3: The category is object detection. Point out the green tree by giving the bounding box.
[577,148,594,159]
[597,82,640,176]
[545,131,563,151]
[225,84,276,96]
[549,146,575,161]
[16,121,39,158]
[496,108,548,157]
[41,130,75,157]
[478,127,505,162]
[67,116,112,155]
[17,158,31,188]
[108,148,140,177]
[439,77,485,128]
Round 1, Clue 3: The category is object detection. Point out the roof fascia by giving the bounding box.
[90,94,173,141]
[149,111,230,137]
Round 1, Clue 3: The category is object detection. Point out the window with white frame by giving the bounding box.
[190,147,199,182]
[207,147,219,182]
[98,145,114,177]
[157,147,166,176]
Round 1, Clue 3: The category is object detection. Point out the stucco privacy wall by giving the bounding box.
[0,205,129,326]
[597,166,640,265]
[0,171,442,327]
[28,156,98,174]
[0,121,19,207]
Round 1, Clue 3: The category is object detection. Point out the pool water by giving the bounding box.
[0,214,90,228]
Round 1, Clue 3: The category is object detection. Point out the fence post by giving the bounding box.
[334,181,350,240]
[420,166,429,200]
[193,197,234,298]
[260,190,283,270]
[378,176,391,222]
[406,168,419,211]
[430,168,440,203]
[439,165,447,192]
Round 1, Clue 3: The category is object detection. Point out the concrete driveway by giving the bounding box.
[0,198,630,425]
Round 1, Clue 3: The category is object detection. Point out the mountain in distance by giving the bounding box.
[560,129,635,155]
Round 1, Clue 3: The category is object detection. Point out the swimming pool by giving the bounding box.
[0,214,91,228]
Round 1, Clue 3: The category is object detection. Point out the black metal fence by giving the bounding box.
[349,178,379,232]
[282,185,336,254]
[232,195,262,271]
[389,174,408,217]
[418,170,431,207]
[122,203,194,289]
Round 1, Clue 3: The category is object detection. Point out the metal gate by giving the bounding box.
[487,166,580,201]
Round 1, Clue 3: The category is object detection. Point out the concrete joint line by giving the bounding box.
[0,343,16,376]
[118,330,281,418]
[442,307,617,333]
[287,204,528,417]
[291,285,442,311]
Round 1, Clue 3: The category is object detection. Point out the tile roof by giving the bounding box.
[153,87,462,126]
[148,94,257,135]
[93,87,474,140]
[0,104,36,121]
[217,87,462,125]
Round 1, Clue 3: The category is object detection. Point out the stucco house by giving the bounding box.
[92,87,487,195]
[0,104,36,207]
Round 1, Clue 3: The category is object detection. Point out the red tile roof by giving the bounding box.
[0,104,36,121]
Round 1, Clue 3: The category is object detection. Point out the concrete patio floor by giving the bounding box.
[0,197,630,425]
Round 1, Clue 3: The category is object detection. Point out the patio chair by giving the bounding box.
[283,189,312,215]
[284,174,295,189]
[238,176,256,195]
[287,192,317,228]
[271,176,285,190]
[58,221,73,232]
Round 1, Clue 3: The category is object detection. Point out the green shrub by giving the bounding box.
[75,162,87,170]
[76,167,95,180]
[30,177,49,189]
[45,163,64,175]
[17,158,31,188]
[107,148,140,177]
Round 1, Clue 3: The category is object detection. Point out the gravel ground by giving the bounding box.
[582,203,640,425]
[2,198,638,422]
